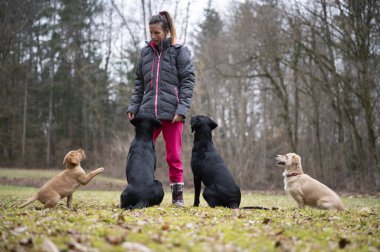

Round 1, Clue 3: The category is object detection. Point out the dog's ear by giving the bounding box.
[208,117,218,131]
[63,151,79,166]
[152,118,162,129]
[63,153,69,165]
[130,117,142,127]
[292,154,301,166]
[190,116,199,133]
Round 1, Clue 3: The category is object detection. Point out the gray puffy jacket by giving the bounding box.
[127,38,195,120]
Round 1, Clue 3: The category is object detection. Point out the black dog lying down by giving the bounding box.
[120,117,164,209]
[190,115,241,209]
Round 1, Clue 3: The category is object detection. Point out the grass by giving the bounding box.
[0,186,379,251]
[0,168,379,251]
[0,168,126,184]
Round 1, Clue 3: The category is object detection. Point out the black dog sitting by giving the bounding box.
[190,115,241,208]
[120,117,164,209]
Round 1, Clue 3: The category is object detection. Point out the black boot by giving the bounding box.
[171,182,184,207]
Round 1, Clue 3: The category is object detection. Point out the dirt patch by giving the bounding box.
[0,176,125,191]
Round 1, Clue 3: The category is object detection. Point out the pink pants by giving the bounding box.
[153,120,184,183]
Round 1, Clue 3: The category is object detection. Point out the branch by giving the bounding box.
[110,0,139,48]
[214,66,270,79]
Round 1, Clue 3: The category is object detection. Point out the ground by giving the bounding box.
[0,168,379,251]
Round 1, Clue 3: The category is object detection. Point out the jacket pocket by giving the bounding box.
[167,53,176,67]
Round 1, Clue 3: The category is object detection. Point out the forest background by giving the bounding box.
[0,0,379,192]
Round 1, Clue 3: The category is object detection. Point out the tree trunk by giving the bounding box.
[46,63,54,167]
[141,0,147,41]
[22,78,28,160]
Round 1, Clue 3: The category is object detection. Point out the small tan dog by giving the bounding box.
[19,149,104,209]
[275,153,344,210]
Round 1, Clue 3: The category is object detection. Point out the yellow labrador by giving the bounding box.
[275,153,344,210]
[19,149,104,209]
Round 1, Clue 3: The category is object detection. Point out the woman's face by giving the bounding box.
[149,23,167,46]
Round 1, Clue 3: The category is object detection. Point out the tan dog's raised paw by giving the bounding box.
[96,167,105,174]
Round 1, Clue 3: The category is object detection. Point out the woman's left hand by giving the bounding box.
[172,114,184,123]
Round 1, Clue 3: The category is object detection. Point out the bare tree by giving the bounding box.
[182,0,191,44]
[141,0,147,40]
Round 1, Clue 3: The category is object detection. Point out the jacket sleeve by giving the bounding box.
[127,51,144,114]
[175,46,195,118]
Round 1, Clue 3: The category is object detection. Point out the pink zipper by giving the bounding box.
[154,49,163,117]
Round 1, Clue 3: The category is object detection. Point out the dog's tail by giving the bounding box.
[241,206,270,210]
[19,194,38,208]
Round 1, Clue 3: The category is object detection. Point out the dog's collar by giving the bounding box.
[286,173,301,178]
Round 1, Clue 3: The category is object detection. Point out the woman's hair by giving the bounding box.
[149,11,176,45]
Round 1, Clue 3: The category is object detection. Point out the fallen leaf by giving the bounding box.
[117,211,125,223]
[152,233,163,243]
[274,240,281,248]
[359,207,372,216]
[10,226,27,235]
[275,229,284,236]
[41,237,59,252]
[161,223,170,230]
[185,223,193,229]
[106,234,126,245]
[137,220,147,226]
[67,240,89,252]
[262,218,271,225]
[274,236,295,252]
[122,242,152,252]
[19,237,34,247]
[339,238,350,249]
[67,229,80,235]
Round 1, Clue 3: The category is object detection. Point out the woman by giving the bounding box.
[127,11,195,207]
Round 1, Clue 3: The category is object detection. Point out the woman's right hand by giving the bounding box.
[127,112,135,120]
